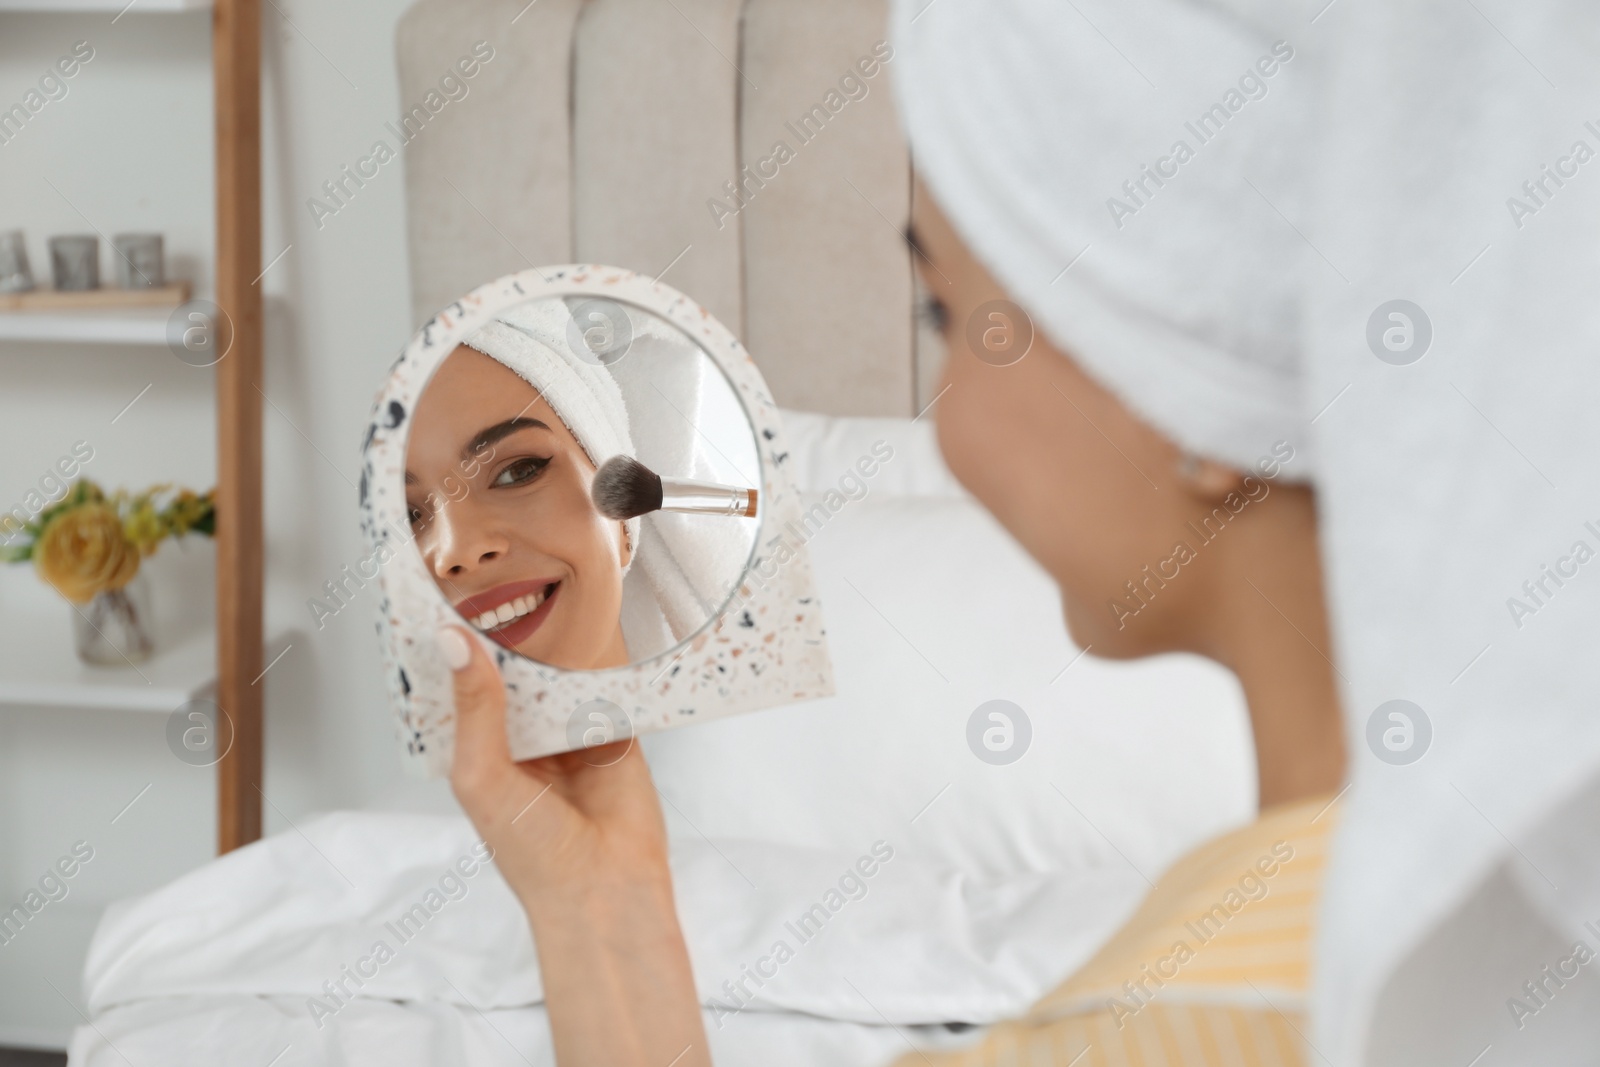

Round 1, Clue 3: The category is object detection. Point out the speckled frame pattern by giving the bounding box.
[361,265,834,777]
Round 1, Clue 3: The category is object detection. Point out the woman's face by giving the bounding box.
[910,180,1253,659]
[405,346,630,671]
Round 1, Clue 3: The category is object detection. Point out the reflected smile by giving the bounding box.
[453,579,561,651]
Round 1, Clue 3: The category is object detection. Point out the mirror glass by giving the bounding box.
[403,295,760,671]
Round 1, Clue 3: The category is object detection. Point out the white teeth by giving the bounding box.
[471,589,550,632]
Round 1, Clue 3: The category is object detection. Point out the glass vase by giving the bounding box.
[72,573,155,666]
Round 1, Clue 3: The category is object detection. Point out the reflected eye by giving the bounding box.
[491,456,551,488]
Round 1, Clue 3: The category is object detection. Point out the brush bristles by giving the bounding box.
[592,455,662,520]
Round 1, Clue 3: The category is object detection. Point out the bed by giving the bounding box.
[69,412,1254,1065]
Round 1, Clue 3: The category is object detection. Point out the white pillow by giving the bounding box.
[775,408,968,498]
[644,410,1256,881]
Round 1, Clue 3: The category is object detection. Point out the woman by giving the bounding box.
[434,0,1349,1058]
[433,169,1345,1061]
[408,297,753,671]
[406,335,636,671]
[440,0,1600,1063]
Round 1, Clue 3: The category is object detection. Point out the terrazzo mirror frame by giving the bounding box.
[361,265,834,777]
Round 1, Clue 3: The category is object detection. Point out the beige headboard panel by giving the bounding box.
[572,0,746,337]
[738,0,914,416]
[395,0,943,417]
[396,0,586,322]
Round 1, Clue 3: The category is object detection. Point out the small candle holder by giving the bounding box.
[0,230,34,294]
[49,234,99,291]
[113,233,164,289]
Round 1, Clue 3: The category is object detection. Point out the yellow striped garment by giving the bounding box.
[895,792,1339,1067]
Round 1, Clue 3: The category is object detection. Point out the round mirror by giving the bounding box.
[401,294,761,671]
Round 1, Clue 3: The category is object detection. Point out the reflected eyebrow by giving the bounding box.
[463,416,550,460]
[404,416,554,487]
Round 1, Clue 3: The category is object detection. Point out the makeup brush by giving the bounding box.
[592,455,758,520]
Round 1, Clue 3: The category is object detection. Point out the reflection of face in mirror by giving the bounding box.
[406,346,632,670]
[404,296,760,671]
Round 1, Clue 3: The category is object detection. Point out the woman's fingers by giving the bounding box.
[439,626,516,814]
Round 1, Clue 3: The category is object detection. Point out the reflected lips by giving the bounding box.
[453,579,560,652]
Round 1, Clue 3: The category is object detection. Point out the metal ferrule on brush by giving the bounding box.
[658,477,758,517]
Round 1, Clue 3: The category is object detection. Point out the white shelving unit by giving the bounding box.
[0,556,291,711]
[0,0,265,831]
[0,0,265,1049]
[0,623,219,712]
[0,617,288,713]
[0,0,213,711]
[0,0,211,11]
[0,308,172,345]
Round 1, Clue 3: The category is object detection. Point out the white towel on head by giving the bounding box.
[891,0,1312,477]
[892,0,1600,1062]
[606,304,756,655]
[1291,6,1600,1061]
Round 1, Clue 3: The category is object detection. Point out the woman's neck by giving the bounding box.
[1201,487,1347,810]
[594,624,630,671]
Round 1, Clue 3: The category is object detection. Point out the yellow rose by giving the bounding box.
[34,504,140,603]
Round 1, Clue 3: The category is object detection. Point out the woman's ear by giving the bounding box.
[1173,449,1249,499]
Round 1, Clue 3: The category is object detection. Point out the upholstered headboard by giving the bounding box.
[395,0,944,416]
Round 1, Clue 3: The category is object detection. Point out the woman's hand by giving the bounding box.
[440,625,670,903]
[437,626,712,1067]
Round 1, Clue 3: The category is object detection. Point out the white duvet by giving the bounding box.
[69,414,1251,1064]
[71,810,1146,1066]
[72,995,985,1067]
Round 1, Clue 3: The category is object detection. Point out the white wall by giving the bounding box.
[0,1,449,1044]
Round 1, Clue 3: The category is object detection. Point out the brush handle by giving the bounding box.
[658,477,758,518]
